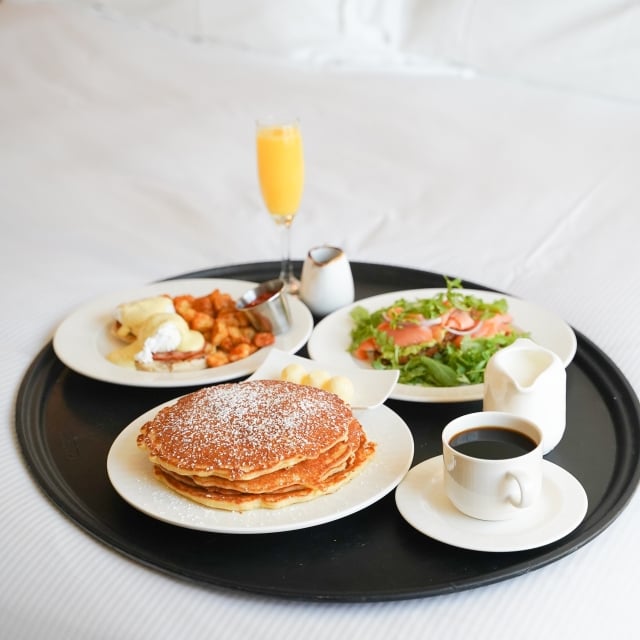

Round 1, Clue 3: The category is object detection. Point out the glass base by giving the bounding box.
[280,272,300,295]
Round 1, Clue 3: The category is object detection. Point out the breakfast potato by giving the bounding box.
[173,288,275,368]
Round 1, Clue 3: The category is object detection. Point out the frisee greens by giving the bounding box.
[348,278,528,387]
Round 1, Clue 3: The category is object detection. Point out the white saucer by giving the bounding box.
[395,456,588,552]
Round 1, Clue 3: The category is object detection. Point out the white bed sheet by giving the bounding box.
[1,3,639,639]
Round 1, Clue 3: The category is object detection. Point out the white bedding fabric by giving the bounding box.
[2,2,640,639]
[26,0,640,102]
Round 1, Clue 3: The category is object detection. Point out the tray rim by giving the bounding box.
[14,261,640,601]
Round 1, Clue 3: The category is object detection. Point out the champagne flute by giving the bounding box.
[256,118,304,293]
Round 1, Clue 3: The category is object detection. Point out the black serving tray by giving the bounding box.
[15,262,640,601]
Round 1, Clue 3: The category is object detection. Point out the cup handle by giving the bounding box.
[506,471,536,508]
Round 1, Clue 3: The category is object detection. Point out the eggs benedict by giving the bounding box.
[108,312,206,372]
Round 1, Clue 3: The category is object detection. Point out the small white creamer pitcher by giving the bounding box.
[483,338,566,454]
[299,245,354,316]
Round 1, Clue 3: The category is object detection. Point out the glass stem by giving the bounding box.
[277,215,298,293]
[279,218,292,283]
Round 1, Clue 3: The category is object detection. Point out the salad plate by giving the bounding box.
[53,278,313,388]
[307,288,577,403]
[395,456,588,552]
[107,402,414,534]
[247,348,399,409]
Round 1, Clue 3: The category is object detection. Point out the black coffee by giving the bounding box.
[449,427,537,460]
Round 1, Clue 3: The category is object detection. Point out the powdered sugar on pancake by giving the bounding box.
[137,380,353,479]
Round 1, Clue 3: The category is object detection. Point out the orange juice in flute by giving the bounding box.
[256,118,304,293]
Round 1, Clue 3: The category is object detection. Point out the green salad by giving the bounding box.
[348,278,528,387]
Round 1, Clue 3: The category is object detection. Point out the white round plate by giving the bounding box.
[307,288,577,403]
[53,278,313,388]
[395,456,588,552]
[247,347,399,410]
[107,402,414,534]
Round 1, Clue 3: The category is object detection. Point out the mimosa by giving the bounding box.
[256,119,305,292]
[257,124,304,218]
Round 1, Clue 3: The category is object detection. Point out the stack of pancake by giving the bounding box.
[137,379,376,511]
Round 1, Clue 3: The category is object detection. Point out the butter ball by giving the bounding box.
[323,375,355,404]
[302,369,331,389]
[280,363,307,384]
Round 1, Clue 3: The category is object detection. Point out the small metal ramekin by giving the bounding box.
[236,279,292,335]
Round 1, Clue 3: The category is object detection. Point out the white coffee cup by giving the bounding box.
[441,411,543,521]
